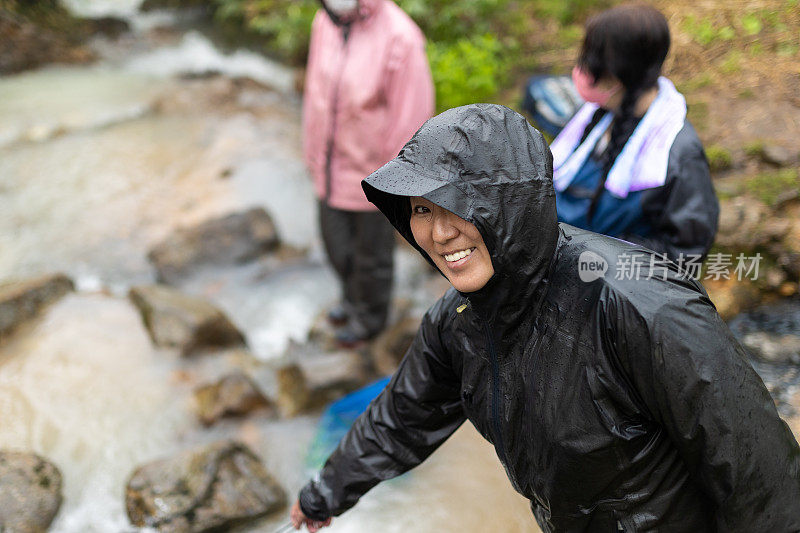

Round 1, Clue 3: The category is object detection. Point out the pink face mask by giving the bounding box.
[571,65,620,107]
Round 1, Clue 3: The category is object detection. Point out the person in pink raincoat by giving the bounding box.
[302,0,434,346]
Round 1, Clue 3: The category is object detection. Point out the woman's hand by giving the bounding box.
[291,500,332,532]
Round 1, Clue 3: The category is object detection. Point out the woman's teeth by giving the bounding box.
[444,248,474,262]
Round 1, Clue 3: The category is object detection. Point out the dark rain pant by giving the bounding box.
[318,201,395,337]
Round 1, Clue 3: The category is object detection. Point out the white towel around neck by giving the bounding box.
[550,77,687,198]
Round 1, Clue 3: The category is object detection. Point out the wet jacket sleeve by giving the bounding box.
[298,304,466,521]
[380,35,435,162]
[609,288,800,531]
[620,127,719,260]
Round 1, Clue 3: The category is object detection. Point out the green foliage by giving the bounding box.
[741,13,763,36]
[427,34,506,111]
[686,100,709,134]
[678,72,713,93]
[397,0,509,43]
[738,88,755,99]
[531,0,611,24]
[776,42,799,57]
[743,168,800,205]
[682,15,735,46]
[747,41,765,56]
[744,140,766,157]
[706,144,733,172]
[719,50,742,73]
[212,0,316,64]
[0,0,89,39]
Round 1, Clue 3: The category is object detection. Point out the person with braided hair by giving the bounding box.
[552,4,719,262]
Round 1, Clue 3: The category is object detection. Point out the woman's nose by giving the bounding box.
[431,211,459,243]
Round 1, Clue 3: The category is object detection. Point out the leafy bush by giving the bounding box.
[212,0,316,64]
[743,168,800,205]
[427,34,506,111]
[531,0,611,24]
[706,144,733,172]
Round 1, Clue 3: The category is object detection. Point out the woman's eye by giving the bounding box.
[412,205,430,215]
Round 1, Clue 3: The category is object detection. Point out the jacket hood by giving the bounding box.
[319,0,381,26]
[363,104,559,321]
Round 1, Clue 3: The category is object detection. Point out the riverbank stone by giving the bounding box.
[0,11,94,75]
[370,316,420,375]
[760,143,797,167]
[85,17,131,38]
[0,274,74,338]
[0,451,63,533]
[194,372,275,426]
[275,364,311,417]
[702,278,762,321]
[129,284,246,356]
[126,440,285,532]
[148,208,279,284]
[741,332,800,364]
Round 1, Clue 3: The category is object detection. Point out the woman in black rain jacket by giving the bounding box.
[291,104,800,532]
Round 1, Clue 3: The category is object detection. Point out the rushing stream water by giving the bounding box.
[0,3,537,531]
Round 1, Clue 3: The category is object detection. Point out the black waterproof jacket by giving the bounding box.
[299,104,800,532]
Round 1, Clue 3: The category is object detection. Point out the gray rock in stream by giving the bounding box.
[0,274,74,338]
[129,285,246,356]
[276,342,374,417]
[148,208,279,284]
[759,144,797,167]
[370,316,421,375]
[126,440,286,533]
[742,332,800,364]
[0,451,63,533]
[194,372,275,426]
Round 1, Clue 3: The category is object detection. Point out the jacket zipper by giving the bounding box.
[483,318,508,465]
[323,26,350,203]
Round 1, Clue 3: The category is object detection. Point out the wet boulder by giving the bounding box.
[741,332,800,365]
[85,17,130,38]
[140,0,210,11]
[301,349,371,399]
[0,274,74,338]
[715,197,770,250]
[370,316,420,375]
[0,451,63,533]
[759,144,797,167]
[729,301,800,364]
[194,372,275,426]
[148,208,279,284]
[0,11,94,75]
[274,364,311,417]
[129,285,246,356]
[277,342,373,416]
[703,278,762,321]
[126,440,286,532]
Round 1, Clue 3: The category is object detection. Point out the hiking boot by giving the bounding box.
[327,305,349,327]
[334,326,370,349]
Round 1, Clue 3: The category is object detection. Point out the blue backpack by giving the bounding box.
[522,74,584,137]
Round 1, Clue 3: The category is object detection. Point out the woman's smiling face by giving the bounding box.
[409,196,495,293]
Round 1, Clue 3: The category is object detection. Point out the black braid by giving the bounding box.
[586,84,644,223]
[578,108,606,145]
